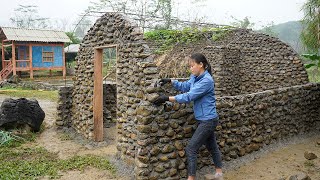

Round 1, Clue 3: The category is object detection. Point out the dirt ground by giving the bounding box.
[1,94,319,180]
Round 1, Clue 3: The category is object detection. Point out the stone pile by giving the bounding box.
[56,86,73,127]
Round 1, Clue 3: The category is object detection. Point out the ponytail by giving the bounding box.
[206,63,212,76]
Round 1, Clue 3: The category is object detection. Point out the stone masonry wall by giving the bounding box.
[156,29,309,96]
[132,83,320,179]
[56,84,117,128]
[67,12,320,180]
[155,46,242,96]
[56,86,73,127]
[71,13,159,167]
[228,30,309,94]
[215,83,320,161]
[103,83,117,127]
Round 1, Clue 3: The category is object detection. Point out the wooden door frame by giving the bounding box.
[93,44,118,142]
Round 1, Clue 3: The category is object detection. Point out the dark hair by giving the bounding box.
[190,53,212,76]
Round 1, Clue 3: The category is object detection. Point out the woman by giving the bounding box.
[153,53,223,180]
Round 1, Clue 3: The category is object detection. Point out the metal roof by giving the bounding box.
[0,27,71,43]
[64,44,80,53]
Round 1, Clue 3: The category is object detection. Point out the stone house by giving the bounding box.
[57,13,320,179]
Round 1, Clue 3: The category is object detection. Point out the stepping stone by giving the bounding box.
[286,172,311,180]
[304,151,318,160]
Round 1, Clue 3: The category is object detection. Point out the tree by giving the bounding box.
[156,0,173,29]
[301,0,320,53]
[260,22,279,37]
[230,16,254,29]
[65,32,81,46]
[82,0,175,31]
[10,5,50,29]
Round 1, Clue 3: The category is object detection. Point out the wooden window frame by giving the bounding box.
[42,49,54,62]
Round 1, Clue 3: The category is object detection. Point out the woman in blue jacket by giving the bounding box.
[153,53,223,180]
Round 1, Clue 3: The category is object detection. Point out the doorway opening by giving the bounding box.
[93,45,117,142]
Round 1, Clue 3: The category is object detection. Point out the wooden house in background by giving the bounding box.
[0,27,71,80]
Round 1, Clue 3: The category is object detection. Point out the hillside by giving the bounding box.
[259,21,304,53]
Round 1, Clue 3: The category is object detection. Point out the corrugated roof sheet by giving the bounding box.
[0,27,71,43]
[64,44,80,53]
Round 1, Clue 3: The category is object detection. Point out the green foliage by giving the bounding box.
[0,131,25,147]
[65,32,81,47]
[144,27,233,53]
[302,53,320,69]
[0,129,38,148]
[59,133,73,141]
[156,0,173,29]
[302,54,320,82]
[230,16,254,29]
[306,64,320,83]
[301,0,320,53]
[0,146,116,179]
[259,22,279,37]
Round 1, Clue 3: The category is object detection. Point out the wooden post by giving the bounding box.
[29,44,33,79]
[12,41,16,75]
[62,44,66,79]
[1,40,4,69]
[93,48,103,142]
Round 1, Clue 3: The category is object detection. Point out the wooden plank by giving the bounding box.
[95,45,117,49]
[1,40,4,70]
[29,44,33,79]
[62,44,66,79]
[28,43,64,47]
[12,41,16,75]
[32,67,64,70]
[93,48,103,142]
[16,68,30,71]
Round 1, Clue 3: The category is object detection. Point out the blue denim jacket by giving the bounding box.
[172,70,218,121]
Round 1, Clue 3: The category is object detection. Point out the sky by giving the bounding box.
[0,0,307,30]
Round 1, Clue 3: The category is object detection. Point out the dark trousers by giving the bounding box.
[186,118,222,176]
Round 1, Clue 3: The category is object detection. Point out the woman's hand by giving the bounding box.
[159,78,171,86]
[153,95,169,105]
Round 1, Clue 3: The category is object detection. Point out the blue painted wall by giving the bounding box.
[32,46,63,68]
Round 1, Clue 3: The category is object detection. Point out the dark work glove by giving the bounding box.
[159,78,171,86]
[153,95,169,106]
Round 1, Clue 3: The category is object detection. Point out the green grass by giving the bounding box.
[304,160,315,167]
[0,146,116,179]
[0,87,58,102]
[306,67,320,82]
[59,133,73,141]
[0,129,116,179]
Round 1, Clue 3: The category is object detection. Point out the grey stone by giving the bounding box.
[304,151,318,160]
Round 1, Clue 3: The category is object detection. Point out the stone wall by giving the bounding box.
[228,30,309,94]
[215,83,320,161]
[156,29,309,96]
[56,86,73,127]
[103,83,117,127]
[132,83,320,179]
[66,12,320,180]
[70,13,157,167]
